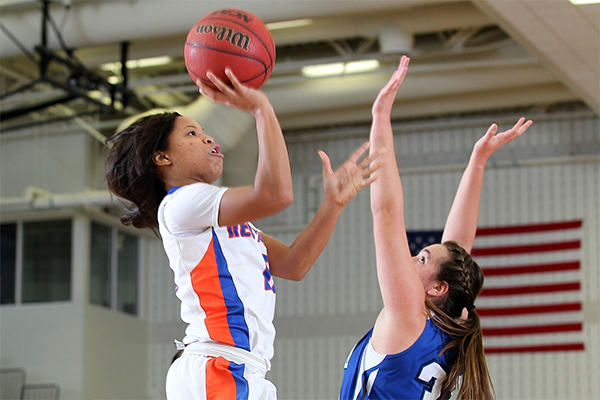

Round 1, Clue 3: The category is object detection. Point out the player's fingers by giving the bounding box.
[364,153,386,175]
[484,123,498,140]
[206,71,237,96]
[346,141,371,164]
[397,55,410,83]
[318,150,333,175]
[197,81,217,98]
[518,119,533,134]
[512,117,526,130]
[503,118,532,142]
[225,68,245,91]
[357,148,381,170]
[361,173,379,187]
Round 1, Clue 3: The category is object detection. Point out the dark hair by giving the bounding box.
[171,349,183,364]
[105,112,180,229]
[425,241,494,400]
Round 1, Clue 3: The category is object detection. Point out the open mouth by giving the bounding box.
[210,145,222,156]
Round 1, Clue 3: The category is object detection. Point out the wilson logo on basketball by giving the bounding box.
[210,9,253,24]
[194,24,251,51]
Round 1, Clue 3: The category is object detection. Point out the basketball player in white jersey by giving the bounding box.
[106,68,383,399]
[339,56,533,399]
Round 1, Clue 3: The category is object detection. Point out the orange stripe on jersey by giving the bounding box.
[191,237,236,346]
[206,357,238,399]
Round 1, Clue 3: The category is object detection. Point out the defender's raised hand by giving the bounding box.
[372,55,410,117]
[473,117,533,163]
[319,141,385,207]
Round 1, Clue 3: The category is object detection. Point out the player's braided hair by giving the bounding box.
[106,112,181,230]
[459,251,477,313]
[425,241,495,400]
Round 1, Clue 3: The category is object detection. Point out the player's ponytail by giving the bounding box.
[106,112,180,229]
[425,241,495,400]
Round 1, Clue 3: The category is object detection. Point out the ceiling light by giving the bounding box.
[99,56,172,71]
[344,60,381,74]
[301,59,380,78]
[301,62,345,78]
[266,18,313,30]
[569,0,600,4]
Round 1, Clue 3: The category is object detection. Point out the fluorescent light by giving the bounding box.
[266,18,313,30]
[87,90,104,99]
[99,56,172,71]
[87,90,111,106]
[301,62,344,77]
[569,0,600,4]
[301,59,380,78]
[345,59,380,74]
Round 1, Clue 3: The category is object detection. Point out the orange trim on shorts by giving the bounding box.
[205,357,238,399]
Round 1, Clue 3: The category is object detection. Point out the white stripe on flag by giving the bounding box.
[480,311,583,328]
[484,331,584,348]
[476,250,580,267]
[473,228,581,247]
[483,271,581,288]
[476,291,581,308]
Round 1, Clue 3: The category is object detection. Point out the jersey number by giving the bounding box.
[262,254,276,293]
[416,361,447,400]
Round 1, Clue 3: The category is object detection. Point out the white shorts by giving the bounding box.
[165,351,276,399]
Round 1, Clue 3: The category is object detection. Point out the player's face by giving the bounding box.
[164,116,224,184]
[413,244,448,293]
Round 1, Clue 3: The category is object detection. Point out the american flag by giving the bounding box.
[407,220,584,354]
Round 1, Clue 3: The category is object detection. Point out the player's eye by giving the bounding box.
[187,131,196,136]
[419,255,426,264]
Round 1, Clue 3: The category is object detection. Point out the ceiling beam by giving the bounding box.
[471,0,599,115]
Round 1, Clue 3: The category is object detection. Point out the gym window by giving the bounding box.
[90,222,139,315]
[0,220,72,304]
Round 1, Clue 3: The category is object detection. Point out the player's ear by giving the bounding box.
[427,281,448,298]
[153,151,171,166]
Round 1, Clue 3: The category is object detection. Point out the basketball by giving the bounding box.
[184,9,276,90]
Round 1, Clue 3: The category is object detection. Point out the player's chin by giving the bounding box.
[212,163,224,180]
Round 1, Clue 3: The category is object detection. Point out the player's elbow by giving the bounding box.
[269,189,294,212]
[271,267,305,282]
[281,268,308,282]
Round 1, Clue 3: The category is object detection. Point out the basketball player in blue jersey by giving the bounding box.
[106,69,384,400]
[339,56,533,399]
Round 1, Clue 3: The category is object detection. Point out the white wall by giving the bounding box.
[0,130,93,197]
[83,305,148,399]
[0,303,85,399]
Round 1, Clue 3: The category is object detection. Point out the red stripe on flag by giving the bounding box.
[476,220,582,236]
[477,302,581,316]
[483,322,582,336]
[482,261,580,276]
[472,240,580,256]
[480,282,580,296]
[485,343,585,354]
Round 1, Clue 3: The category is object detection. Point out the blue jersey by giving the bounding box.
[340,319,455,400]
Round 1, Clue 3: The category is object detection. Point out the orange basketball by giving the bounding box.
[184,9,276,90]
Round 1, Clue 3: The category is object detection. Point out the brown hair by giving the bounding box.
[105,112,180,229]
[425,241,495,400]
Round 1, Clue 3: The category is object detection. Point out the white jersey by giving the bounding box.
[158,183,277,361]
